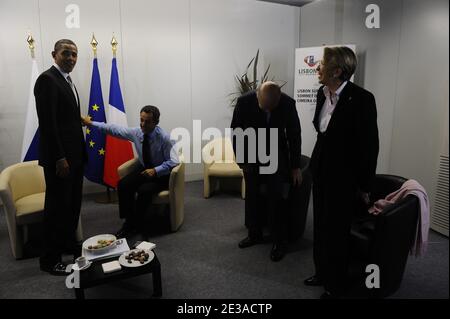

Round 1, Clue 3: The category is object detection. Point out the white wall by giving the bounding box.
[298,0,449,204]
[299,0,404,174]
[0,0,300,189]
[0,0,42,169]
[190,0,299,178]
[0,0,124,194]
[389,0,449,205]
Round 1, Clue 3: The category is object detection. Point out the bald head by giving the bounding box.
[257,81,281,111]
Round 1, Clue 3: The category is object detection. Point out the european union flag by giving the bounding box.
[84,58,107,184]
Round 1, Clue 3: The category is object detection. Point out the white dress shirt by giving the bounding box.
[53,63,79,106]
[319,81,347,133]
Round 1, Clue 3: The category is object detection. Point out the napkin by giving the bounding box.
[102,260,122,274]
[136,241,156,251]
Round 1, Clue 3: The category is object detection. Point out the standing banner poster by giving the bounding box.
[294,44,356,156]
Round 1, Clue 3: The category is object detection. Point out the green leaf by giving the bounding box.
[230,49,287,106]
[246,57,255,71]
[253,49,259,90]
[261,64,270,83]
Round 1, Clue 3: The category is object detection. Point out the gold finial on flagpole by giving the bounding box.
[27,33,35,59]
[111,34,118,57]
[90,33,98,57]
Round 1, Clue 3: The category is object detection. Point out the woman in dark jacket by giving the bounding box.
[304,46,379,298]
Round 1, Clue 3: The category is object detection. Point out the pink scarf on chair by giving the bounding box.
[368,179,430,257]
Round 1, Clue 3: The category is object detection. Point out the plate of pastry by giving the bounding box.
[82,234,117,254]
[118,249,154,268]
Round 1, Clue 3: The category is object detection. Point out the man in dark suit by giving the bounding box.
[303,46,379,298]
[34,39,86,275]
[231,81,302,262]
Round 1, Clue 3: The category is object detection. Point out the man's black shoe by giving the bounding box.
[304,275,323,286]
[270,244,286,262]
[40,262,71,276]
[238,236,262,249]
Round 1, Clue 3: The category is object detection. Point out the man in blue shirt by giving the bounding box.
[82,105,179,237]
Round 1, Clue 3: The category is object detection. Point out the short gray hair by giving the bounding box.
[323,46,357,81]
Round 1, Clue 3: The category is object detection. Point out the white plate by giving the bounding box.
[118,249,154,268]
[82,234,117,254]
[71,261,92,271]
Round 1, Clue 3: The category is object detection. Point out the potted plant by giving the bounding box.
[230,49,286,107]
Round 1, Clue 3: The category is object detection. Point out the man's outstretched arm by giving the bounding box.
[81,115,135,141]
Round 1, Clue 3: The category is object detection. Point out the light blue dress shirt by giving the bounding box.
[91,122,179,176]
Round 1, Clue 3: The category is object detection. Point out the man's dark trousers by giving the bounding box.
[40,165,83,266]
[117,165,169,227]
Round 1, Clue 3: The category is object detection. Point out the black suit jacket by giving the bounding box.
[34,66,86,168]
[230,91,301,176]
[310,81,379,192]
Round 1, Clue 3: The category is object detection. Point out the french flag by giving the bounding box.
[103,57,133,188]
[21,58,39,162]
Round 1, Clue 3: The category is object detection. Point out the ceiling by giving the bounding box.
[257,0,315,7]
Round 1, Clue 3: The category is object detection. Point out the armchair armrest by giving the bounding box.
[117,158,140,179]
[0,166,20,258]
[202,143,216,170]
[169,156,185,231]
[0,167,18,219]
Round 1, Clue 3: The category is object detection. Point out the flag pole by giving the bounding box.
[91,32,98,58]
[91,33,118,204]
[21,32,40,162]
[111,33,118,58]
[95,185,117,204]
[27,33,35,58]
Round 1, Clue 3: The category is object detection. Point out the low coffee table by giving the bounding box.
[73,251,162,299]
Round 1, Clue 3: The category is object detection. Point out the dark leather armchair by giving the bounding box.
[350,174,419,298]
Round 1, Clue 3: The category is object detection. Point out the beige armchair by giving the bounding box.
[0,161,83,259]
[117,155,185,232]
[202,138,245,199]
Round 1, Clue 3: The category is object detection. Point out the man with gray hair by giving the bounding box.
[231,81,302,262]
[304,46,379,299]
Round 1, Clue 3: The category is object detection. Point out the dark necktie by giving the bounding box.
[142,134,152,169]
[66,75,78,106]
